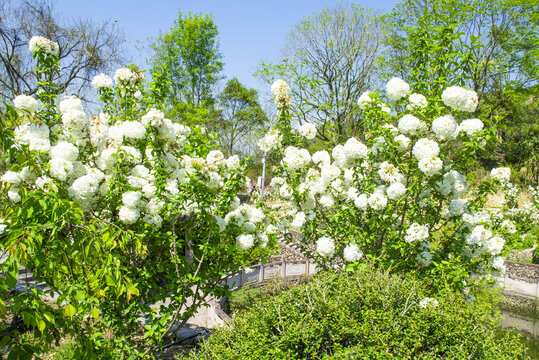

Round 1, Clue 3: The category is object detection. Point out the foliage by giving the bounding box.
[216,78,268,155]
[149,11,223,108]
[188,265,528,359]
[0,0,127,101]
[227,276,312,315]
[0,38,276,358]
[255,3,385,143]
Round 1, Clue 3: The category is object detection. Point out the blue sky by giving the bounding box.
[54,0,398,94]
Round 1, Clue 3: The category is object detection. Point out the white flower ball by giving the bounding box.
[118,206,140,224]
[344,138,368,160]
[13,95,40,114]
[490,167,511,183]
[394,134,411,152]
[114,68,136,86]
[459,119,483,136]
[368,192,388,210]
[432,115,458,141]
[299,123,317,140]
[29,36,59,56]
[312,150,331,166]
[1,171,22,185]
[386,77,410,101]
[404,223,429,243]
[406,93,427,110]
[92,74,113,90]
[354,194,368,210]
[418,157,443,177]
[448,199,467,217]
[412,138,440,161]
[387,182,406,200]
[343,244,363,262]
[398,115,426,136]
[236,234,255,250]
[358,91,375,109]
[316,236,335,258]
[122,191,143,208]
[441,86,478,112]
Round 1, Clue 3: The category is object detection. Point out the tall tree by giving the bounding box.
[256,2,385,143]
[150,11,223,108]
[217,78,268,155]
[0,0,127,101]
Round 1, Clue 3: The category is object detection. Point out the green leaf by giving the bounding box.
[91,308,100,319]
[37,319,46,333]
[64,304,76,318]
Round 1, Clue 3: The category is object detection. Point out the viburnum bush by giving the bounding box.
[263,77,513,292]
[0,37,276,358]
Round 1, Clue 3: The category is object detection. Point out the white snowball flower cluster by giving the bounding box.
[466,225,505,256]
[398,115,426,136]
[299,123,317,140]
[29,36,59,56]
[283,146,311,171]
[258,129,283,152]
[387,182,406,200]
[13,95,40,114]
[14,123,50,152]
[271,79,292,107]
[58,96,87,145]
[436,170,469,198]
[491,257,506,274]
[412,138,440,161]
[418,157,443,177]
[441,86,478,112]
[447,199,467,217]
[114,68,141,87]
[404,223,429,243]
[490,167,511,183]
[68,168,105,211]
[236,234,255,250]
[406,93,428,110]
[343,243,363,262]
[92,74,113,90]
[394,134,411,152]
[368,191,388,210]
[432,115,459,141]
[358,91,375,109]
[459,119,483,136]
[386,77,410,101]
[378,161,404,183]
[343,138,368,162]
[316,236,335,257]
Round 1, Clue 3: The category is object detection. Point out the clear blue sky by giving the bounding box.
[54,0,398,93]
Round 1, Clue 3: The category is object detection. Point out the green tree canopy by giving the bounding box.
[150,11,223,108]
[217,78,268,155]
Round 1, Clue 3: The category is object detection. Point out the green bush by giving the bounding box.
[188,266,528,359]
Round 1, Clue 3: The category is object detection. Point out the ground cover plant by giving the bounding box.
[188,265,529,360]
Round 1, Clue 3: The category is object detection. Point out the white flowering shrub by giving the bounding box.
[263,78,511,291]
[0,38,276,357]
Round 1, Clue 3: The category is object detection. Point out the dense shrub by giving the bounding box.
[188,265,528,359]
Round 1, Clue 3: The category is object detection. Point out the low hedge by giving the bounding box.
[186,265,528,359]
